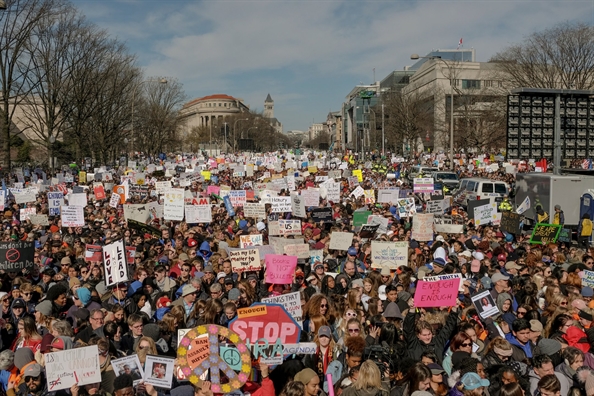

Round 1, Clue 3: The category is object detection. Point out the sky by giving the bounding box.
[72,0,594,133]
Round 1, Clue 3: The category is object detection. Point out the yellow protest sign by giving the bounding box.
[308,166,318,174]
[201,171,211,180]
[353,169,363,182]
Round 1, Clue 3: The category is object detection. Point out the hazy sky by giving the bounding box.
[72,0,593,132]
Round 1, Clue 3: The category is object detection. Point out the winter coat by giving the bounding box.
[403,309,460,365]
[343,382,390,396]
[528,368,570,396]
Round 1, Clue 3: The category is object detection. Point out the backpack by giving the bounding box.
[582,219,593,236]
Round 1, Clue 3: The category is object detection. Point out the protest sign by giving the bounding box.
[467,199,490,220]
[558,228,572,243]
[472,290,500,319]
[229,190,247,207]
[229,248,261,273]
[530,223,562,244]
[68,192,87,207]
[397,198,416,217]
[427,200,446,214]
[240,234,263,248]
[12,188,36,204]
[291,195,306,218]
[278,219,301,236]
[364,190,376,204]
[109,192,120,208]
[0,241,34,271]
[500,211,522,234]
[94,184,106,200]
[262,291,303,327]
[185,205,206,223]
[353,211,372,227]
[102,240,129,287]
[311,207,333,222]
[582,270,594,288]
[414,178,434,193]
[367,215,389,234]
[371,241,408,269]
[155,181,171,193]
[45,345,101,391]
[265,255,298,284]
[112,355,144,386]
[352,169,363,182]
[29,214,49,226]
[351,185,364,198]
[143,355,175,389]
[325,182,341,201]
[270,196,292,213]
[474,203,498,226]
[284,243,310,259]
[127,219,161,238]
[310,249,323,265]
[434,223,464,234]
[413,278,459,308]
[0,190,4,211]
[516,196,530,215]
[244,203,266,219]
[378,189,399,204]
[20,207,36,221]
[85,245,102,262]
[360,224,380,239]
[423,273,465,292]
[124,204,150,224]
[48,192,64,216]
[412,214,434,241]
[329,232,353,251]
[269,236,303,255]
[302,188,320,207]
[164,188,184,221]
[61,205,84,227]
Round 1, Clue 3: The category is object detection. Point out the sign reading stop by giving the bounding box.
[229,303,301,345]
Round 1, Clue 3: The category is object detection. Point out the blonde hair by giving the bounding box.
[355,360,382,390]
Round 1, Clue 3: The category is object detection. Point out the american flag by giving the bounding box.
[457,38,463,49]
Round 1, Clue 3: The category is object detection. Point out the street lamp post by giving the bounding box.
[410,54,455,170]
[233,118,248,152]
[381,103,385,156]
[131,78,167,154]
[223,122,228,153]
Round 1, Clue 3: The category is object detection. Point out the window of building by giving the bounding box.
[462,80,481,89]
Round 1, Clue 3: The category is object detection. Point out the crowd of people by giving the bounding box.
[0,150,589,396]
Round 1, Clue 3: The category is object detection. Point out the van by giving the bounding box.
[408,166,438,181]
[454,178,510,207]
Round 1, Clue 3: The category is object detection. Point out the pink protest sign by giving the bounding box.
[207,185,220,196]
[265,254,298,284]
[413,279,460,308]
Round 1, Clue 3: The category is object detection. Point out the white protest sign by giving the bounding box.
[68,192,87,207]
[414,177,434,193]
[45,345,101,390]
[29,214,49,226]
[378,189,399,204]
[270,196,292,213]
[243,203,266,219]
[240,234,263,248]
[48,192,64,216]
[278,219,301,236]
[20,207,36,221]
[61,206,84,227]
[229,190,247,207]
[143,355,175,389]
[164,188,184,221]
[0,190,4,211]
[284,243,310,259]
[291,195,306,218]
[516,196,530,215]
[123,204,150,224]
[229,248,261,273]
[474,203,498,226]
[102,240,129,287]
[329,232,353,251]
[109,193,120,208]
[12,188,37,204]
[262,291,303,327]
[351,186,364,198]
[371,241,409,269]
[434,223,464,234]
[286,175,296,191]
[325,182,341,202]
[302,188,320,207]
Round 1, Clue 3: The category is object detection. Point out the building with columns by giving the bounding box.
[179,94,250,131]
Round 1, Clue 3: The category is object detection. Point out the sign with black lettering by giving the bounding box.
[500,211,522,235]
[529,223,562,245]
[102,240,129,287]
[0,241,34,271]
[311,207,333,222]
[467,199,490,220]
[359,224,380,239]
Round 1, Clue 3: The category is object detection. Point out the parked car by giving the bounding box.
[454,178,510,207]
[430,171,460,191]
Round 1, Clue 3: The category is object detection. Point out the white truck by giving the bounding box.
[514,173,594,227]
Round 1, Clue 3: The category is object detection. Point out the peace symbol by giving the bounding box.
[177,324,251,394]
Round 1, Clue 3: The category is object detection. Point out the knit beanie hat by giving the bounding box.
[538,338,562,356]
[14,348,34,370]
[295,368,317,386]
[76,288,91,306]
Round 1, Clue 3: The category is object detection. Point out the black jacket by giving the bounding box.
[403,309,460,365]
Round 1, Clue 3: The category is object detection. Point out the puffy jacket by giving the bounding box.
[197,241,212,262]
[403,309,460,365]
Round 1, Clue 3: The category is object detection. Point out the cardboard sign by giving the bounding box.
[270,196,292,213]
[364,190,376,204]
[29,214,49,226]
[186,336,210,370]
[414,279,459,308]
[329,232,353,251]
[530,223,562,244]
[48,192,64,216]
[472,290,500,319]
[262,291,303,327]
[265,254,298,284]
[474,203,498,226]
[378,189,399,204]
[61,205,84,227]
[434,223,464,234]
[412,214,434,241]
[239,234,263,248]
[94,184,106,200]
[500,211,522,234]
[284,244,310,259]
[278,219,301,236]
[164,188,184,221]
[0,241,34,271]
[102,240,129,287]
[311,207,333,222]
[229,248,261,273]
[45,345,101,391]
[370,241,408,269]
[20,207,36,221]
[244,203,266,219]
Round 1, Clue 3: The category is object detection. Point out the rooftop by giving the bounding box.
[183,94,242,108]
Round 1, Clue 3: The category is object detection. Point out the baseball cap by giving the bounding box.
[461,372,489,390]
[347,247,357,256]
[23,363,42,377]
[505,261,522,270]
[435,235,445,242]
[181,285,197,297]
[460,251,472,258]
[51,337,65,350]
[351,279,364,289]
[187,238,198,248]
[491,273,509,283]
[318,326,331,339]
[433,257,446,267]
[427,363,445,375]
[497,254,506,262]
[530,319,543,332]
[472,252,485,261]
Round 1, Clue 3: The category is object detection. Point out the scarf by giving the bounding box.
[316,346,333,380]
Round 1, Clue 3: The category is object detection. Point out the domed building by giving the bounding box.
[179,94,250,131]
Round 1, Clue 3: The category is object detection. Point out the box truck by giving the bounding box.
[514,173,594,227]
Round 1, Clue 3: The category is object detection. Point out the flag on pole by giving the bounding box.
[457,38,463,49]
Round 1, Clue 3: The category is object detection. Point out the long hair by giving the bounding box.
[396,362,431,394]
[450,331,472,352]
[305,294,333,323]
[19,316,41,340]
[354,361,383,390]
[279,381,305,396]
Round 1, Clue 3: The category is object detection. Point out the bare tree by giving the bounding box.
[491,21,594,90]
[0,0,67,168]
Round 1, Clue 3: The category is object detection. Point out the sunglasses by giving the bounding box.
[25,376,40,383]
[461,343,472,347]
[22,293,31,297]
[517,311,527,315]
[138,345,150,350]
[348,328,360,333]
[320,304,328,308]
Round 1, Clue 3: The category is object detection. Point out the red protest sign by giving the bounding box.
[265,254,297,284]
[85,245,102,262]
[229,304,300,345]
[413,279,459,308]
[125,246,136,264]
[94,185,106,200]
